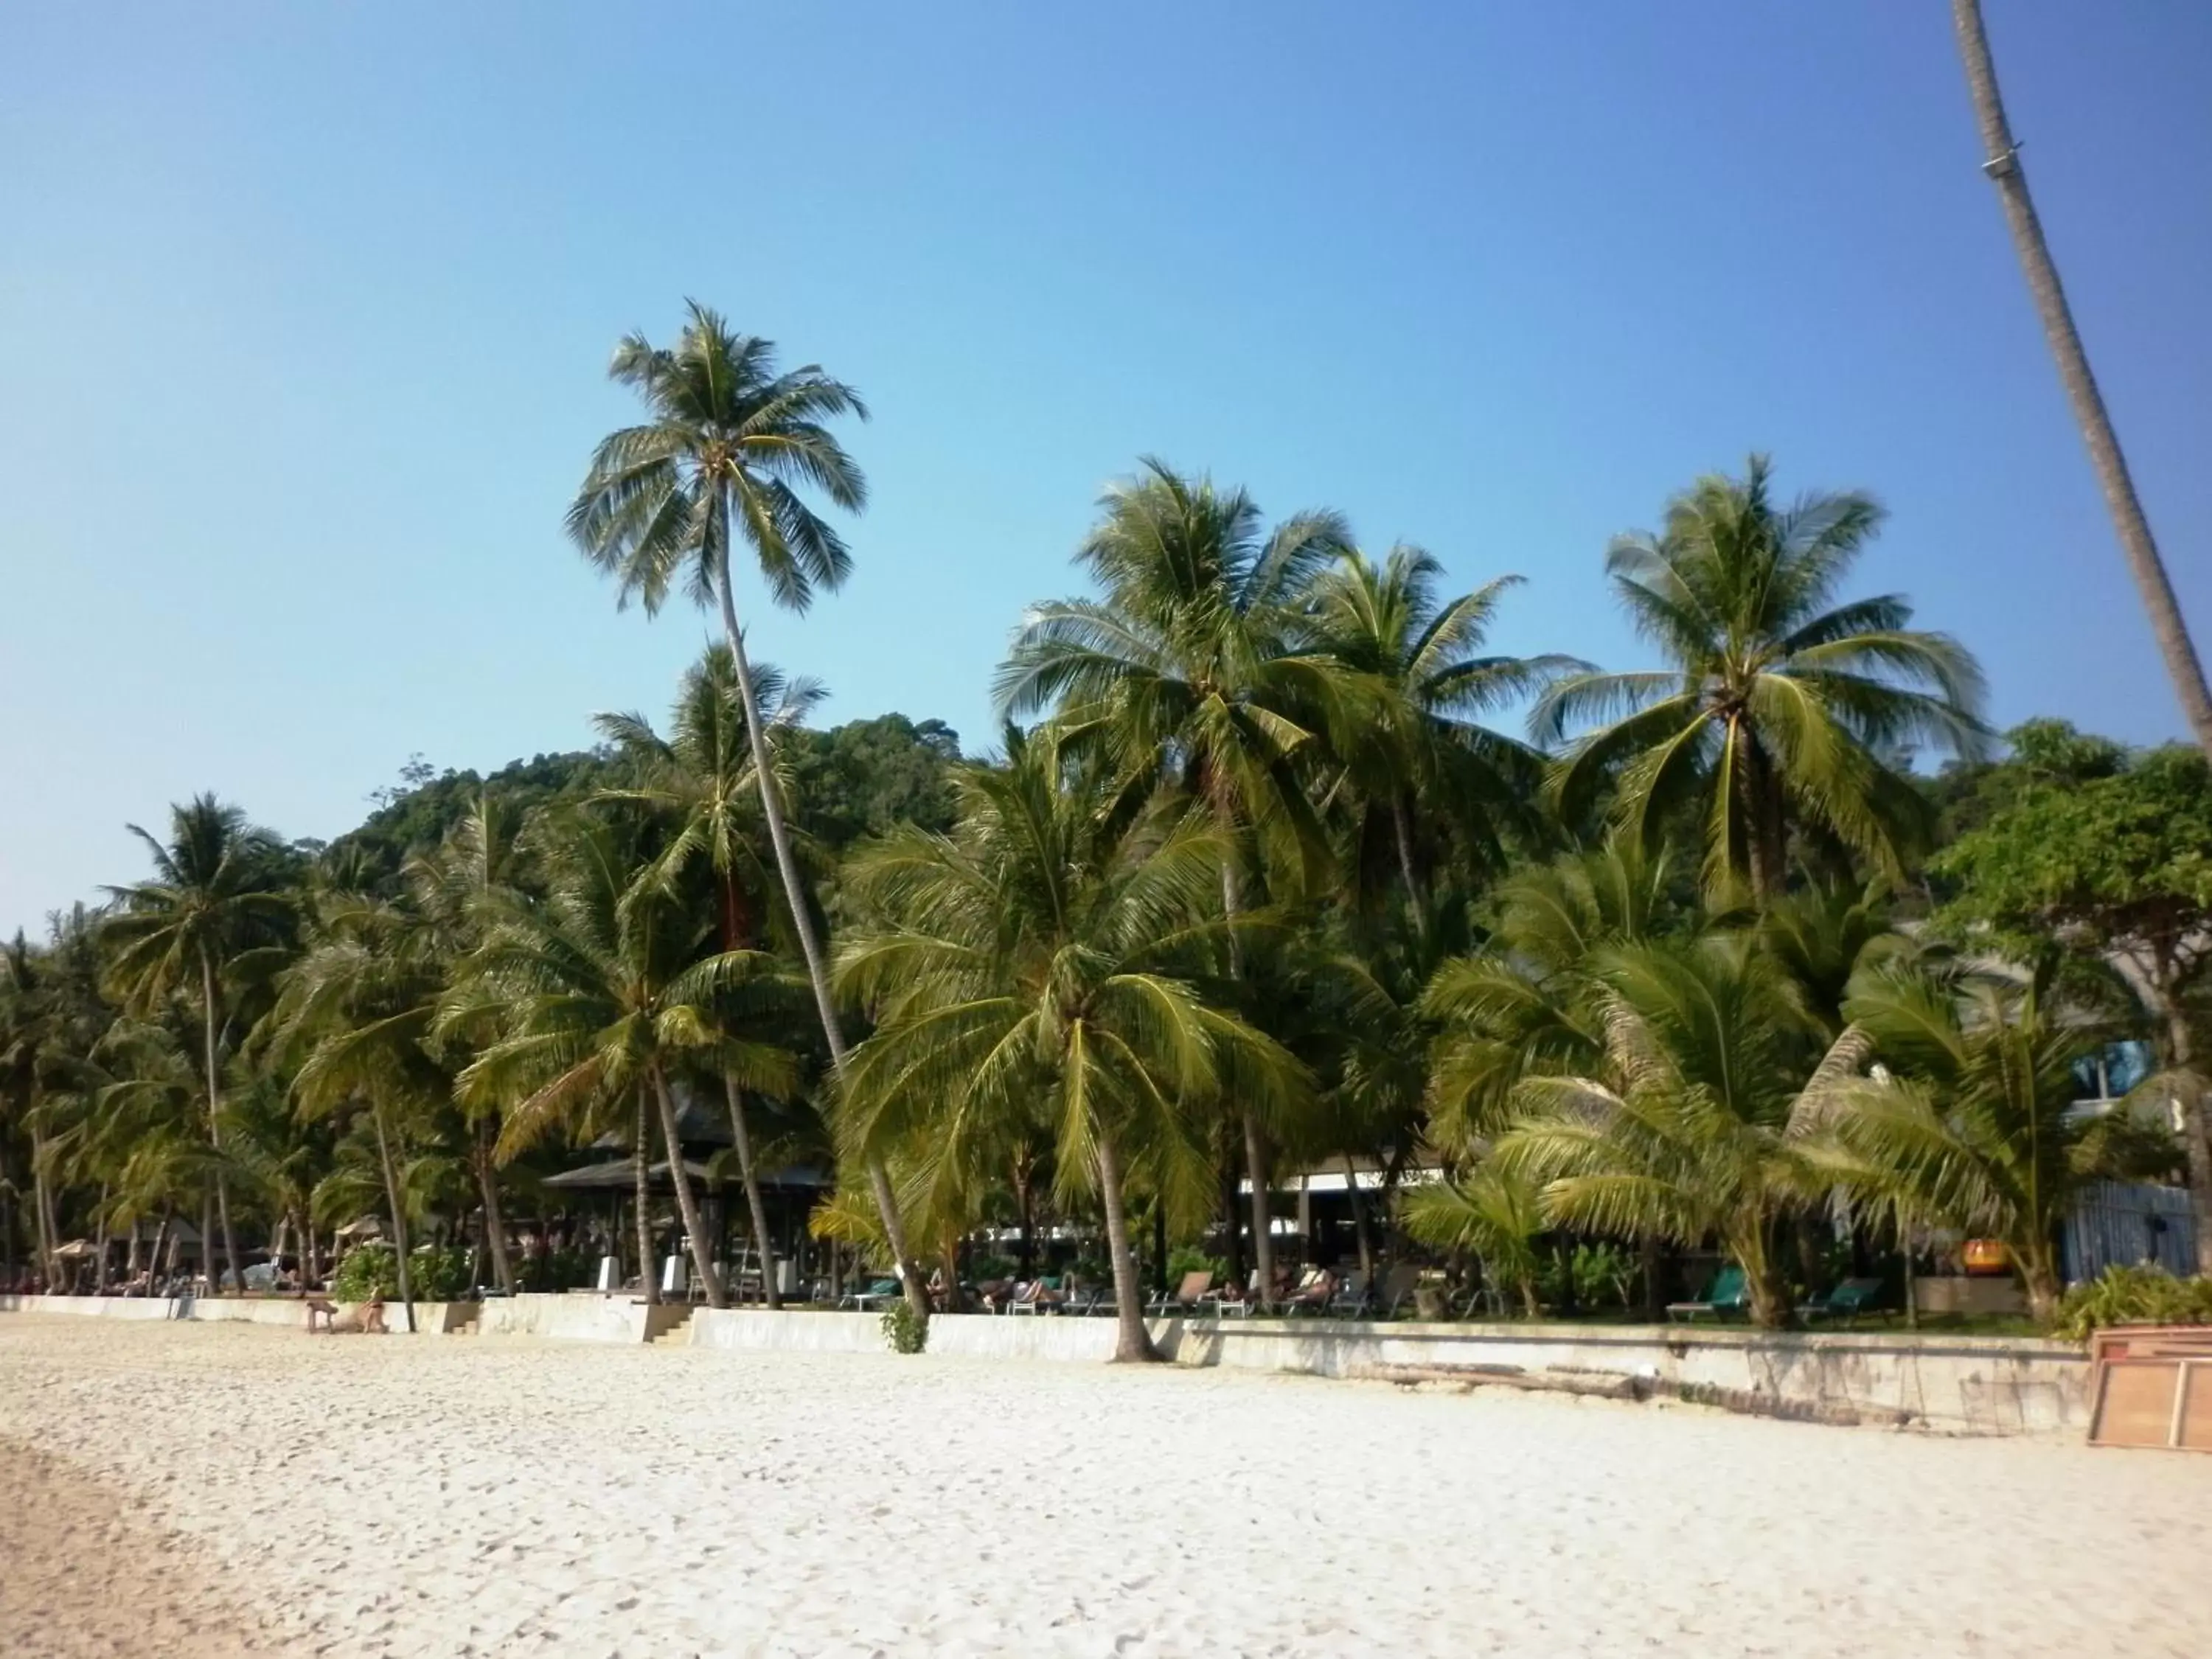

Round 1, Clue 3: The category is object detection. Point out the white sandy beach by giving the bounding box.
[1,1317,2205,1658]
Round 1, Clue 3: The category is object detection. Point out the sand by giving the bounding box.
[1,1317,2206,1658]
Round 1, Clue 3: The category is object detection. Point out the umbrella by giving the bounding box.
[333,1217,383,1240]
[52,1238,99,1259]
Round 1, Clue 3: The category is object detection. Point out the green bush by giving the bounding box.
[331,1242,473,1301]
[1166,1247,1227,1284]
[881,1299,928,1355]
[2049,1265,2212,1341]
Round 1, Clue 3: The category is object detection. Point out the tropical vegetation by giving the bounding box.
[5,310,2208,1355]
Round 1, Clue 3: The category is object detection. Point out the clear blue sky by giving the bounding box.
[4,2,2208,936]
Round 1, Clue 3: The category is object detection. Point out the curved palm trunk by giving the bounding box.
[1952,0,2212,760]
[652,1067,726,1309]
[711,525,928,1324]
[371,1104,416,1333]
[1341,1152,1377,1294]
[1095,1131,1158,1363]
[631,1088,658,1306]
[1220,860,1276,1310]
[473,1119,515,1295]
[29,1127,55,1287]
[1391,796,1427,911]
[722,1077,780,1308]
[197,947,242,1297]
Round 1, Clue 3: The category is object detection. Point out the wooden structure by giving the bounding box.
[2086,1325,2212,1453]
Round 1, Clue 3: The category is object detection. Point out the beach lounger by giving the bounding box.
[1147,1270,1214,1315]
[1380,1265,1425,1318]
[1797,1276,1885,1326]
[1667,1265,1750,1322]
[837,1277,902,1312]
[1327,1270,1371,1318]
[1280,1267,1335,1316]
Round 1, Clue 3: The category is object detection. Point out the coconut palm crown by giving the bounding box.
[1534,456,1987,902]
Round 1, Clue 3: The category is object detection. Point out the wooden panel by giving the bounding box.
[2091,1362,2180,1448]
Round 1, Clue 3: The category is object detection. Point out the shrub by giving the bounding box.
[881,1299,928,1354]
[1166,1247,1227,1284]
[2048,1265,2212,1341]
[331,1242,473,1302]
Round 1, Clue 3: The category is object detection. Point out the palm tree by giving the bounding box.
[102,796,295,1293]
[1951,0,2212,762]
[452,810,799,1312]
[1495,933,1869,1327]
[997,459,1349,1304]
[1305,546,1574,904]
[596,647,825,1307]
[1820,964,2178,1324]
[1534,458,1987,903]
[835,728,1307,1360]
[566,302,928,1321]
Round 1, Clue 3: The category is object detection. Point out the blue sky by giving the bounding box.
[4,2,2208,935]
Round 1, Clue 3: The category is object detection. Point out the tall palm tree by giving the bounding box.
[452,810,799,1311]
[997,459,1349,1304]
[566,302,929,1321]
[102,796,295,1294]
[1820,964,2178,1324]
[836,729,1306,1360]
[1305,546,1575,904]
[1495,933,1869,1327]
[1951,0,2212,761]
[596,646,824,1307]
[1534,458,1988,904]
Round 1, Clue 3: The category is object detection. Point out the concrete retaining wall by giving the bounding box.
[1158,1318,2090,1436]
[473,1293,689,1343]
[694,1308,2087,1436]
[0,1294,468,1335]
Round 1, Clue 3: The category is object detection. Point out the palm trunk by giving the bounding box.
[1219,859,1276,1309]
[1952,0,2212,759]
[1740,732,1789,906]
[29,1128,55,1287]
[1391,795,1427,911]
[149,1211,171,1293]
[92,1186,111,1293]
[710,522,928,1324]
[1341,1153,1376,1293]
[631,1089,658,1306]
[653,1068,726,1308]
[720,1077,781,1307]
[371,1104,416,1332]
[474,1119,515,1295]
[1095,1131,1158,1362]
[197,947,242,1297]
[2153,996,2212,1278]
[199,1187,214,1295]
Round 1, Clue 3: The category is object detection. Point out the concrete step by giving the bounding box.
[647,1307,696,1346]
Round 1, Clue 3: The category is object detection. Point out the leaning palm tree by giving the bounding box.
[835,728,1308,1360]
[1495,933,1869,1328]
[1534,458,1987,903]
[997,459,1349,1304]
[102,796,295,1293]
[1819,964,2178,1324]
[451,810,799,1311]
[1305,546,1575,904]
[566,302,928,1321]
[595,646,825,1307]
[1951,0,2212,761]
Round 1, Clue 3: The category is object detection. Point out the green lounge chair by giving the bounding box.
[1797,1276,1885,1326]
[1666,1265,1749,1321]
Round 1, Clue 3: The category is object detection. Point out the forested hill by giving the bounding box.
[324,713,961,878]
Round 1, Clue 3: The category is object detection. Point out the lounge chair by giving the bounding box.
[1380,1265,1427,1319]
[1147,1270,1214,1315]
[1798,1276,1886,1326]
[1667,1265,1750,1322]
[1201,1272,1259,1319]
[1325,1270,1371,1318]
[1280,1267,1336,1316]
[837,1277,902,1312]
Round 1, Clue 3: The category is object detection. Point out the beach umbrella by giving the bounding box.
[52,1238,99,1259]
[334,1217,383,1240]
